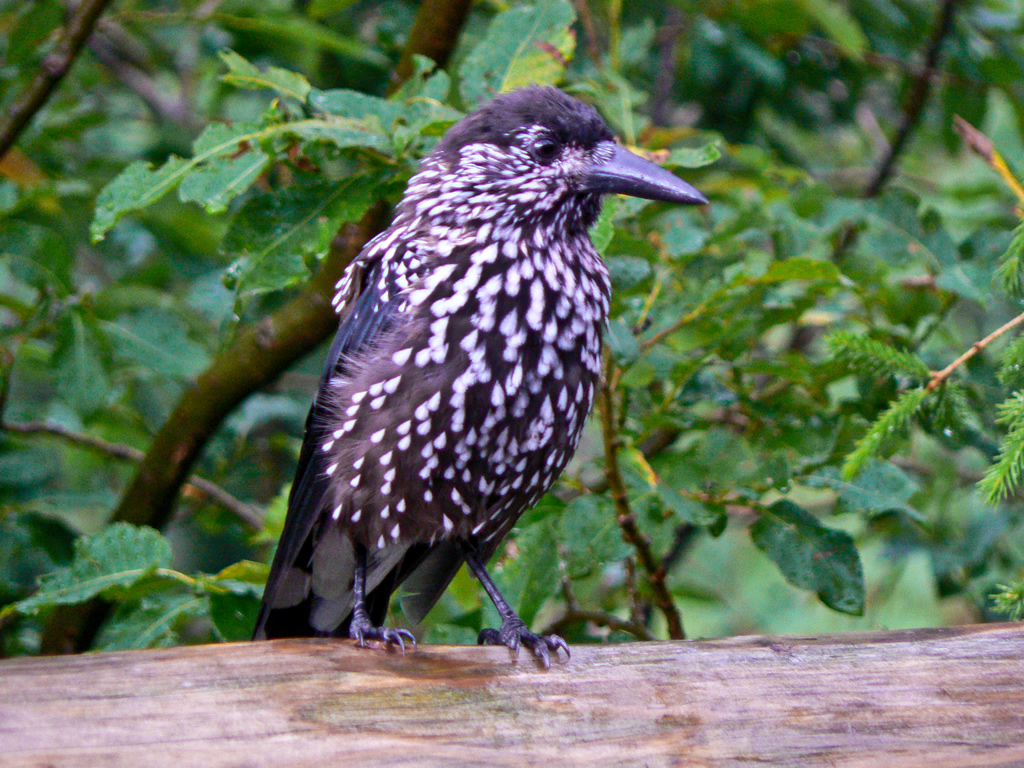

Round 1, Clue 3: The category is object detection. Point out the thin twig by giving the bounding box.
[862,0,958,197]
[597,353,685,639]
[650,5,684,127]
[548,575,656,641]
[833,0,959,261]
[546,608,657,641]
[953,115,1024,207]
[926,310,1024,392]
[2,419,263,529]
[0,0,117,160]
[639,295,712,350]
[571,0,603,68]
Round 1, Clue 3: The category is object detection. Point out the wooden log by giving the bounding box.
[2,623,1023,767]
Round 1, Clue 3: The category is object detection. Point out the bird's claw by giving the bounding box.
[478,619,570,669]
[350,621,417,654]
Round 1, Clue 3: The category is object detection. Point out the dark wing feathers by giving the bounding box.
[254,249,404,639]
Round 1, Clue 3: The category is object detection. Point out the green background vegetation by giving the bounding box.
[2,0,1024,656]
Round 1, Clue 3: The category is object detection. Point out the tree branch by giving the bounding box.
[926,310,1024,392]
[110,212,388,532]
[596,353,685,640]
[1,419,263,529]
[833,0,959,261]
[0,0,116,160]
[393,0,472,88]
[39,0,476,655]
[861,0,959,198]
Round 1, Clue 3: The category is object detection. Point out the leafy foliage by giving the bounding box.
[4,0,1024,656]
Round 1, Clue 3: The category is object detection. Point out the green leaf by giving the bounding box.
[219,50,311,103]
[91,156,191,240]
[557,495,630,578]
[52,309,109,415]
[103,310,210,381]
[808,461,923,521]
[92,121,270,239]
[656,483,727,531]
[95,591,206,651]
[0,442,57,490]
[665,142,721,169]
[180,123,271,213]
[308,88,403,127]
[589,196,619,255]
[211,13,389,68]
[606,318,640,366]
[222,174,380,297]
[757,258,840,284]
[750,500,864,615]
[10,523,172,615]
[459,0,576,108]
[209,591,262,642]
[797,0,867,60]
[497,521,559,627]
[286,116,393,153]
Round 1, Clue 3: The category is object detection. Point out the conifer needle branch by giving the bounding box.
[597,353,685,639]
[0,0,117,160]
[927,310,1024,392]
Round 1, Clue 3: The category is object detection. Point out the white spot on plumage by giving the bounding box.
[351,509,361,522]
[332,505,342,520]
[353,457,364,470]
[381,505,390,519]
[397,420,411,436]
[377,535,385,549]
[370,428,385,443]
[325,463,338,476]
[380,451,393,465]
[442,515,453,532]
[396,499,406,513]
[391,524,400,540]
[351,391,366,404]
[393,348,412,366]
[322,440,334,452]
[526,278,545,330]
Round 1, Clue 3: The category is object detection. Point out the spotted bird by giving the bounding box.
[253,86,706,666]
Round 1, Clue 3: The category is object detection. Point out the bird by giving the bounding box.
[253,85,706,666]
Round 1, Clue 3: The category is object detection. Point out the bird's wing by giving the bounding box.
[254,236,409,638]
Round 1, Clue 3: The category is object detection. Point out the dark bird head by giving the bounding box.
[398,86,707,233]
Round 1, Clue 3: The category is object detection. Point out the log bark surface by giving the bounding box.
[2,623,1023,767]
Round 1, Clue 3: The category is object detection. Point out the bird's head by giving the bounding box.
[401,86,707,234]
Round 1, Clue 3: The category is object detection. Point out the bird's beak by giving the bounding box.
[584,143,707,206]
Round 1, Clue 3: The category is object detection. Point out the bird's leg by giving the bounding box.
[459,540,569,669]
[348,542,416,653]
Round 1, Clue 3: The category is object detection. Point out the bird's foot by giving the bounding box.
[349,616,416,654]
[478,616,569,669]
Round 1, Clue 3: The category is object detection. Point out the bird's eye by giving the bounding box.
[531,137,560,162]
